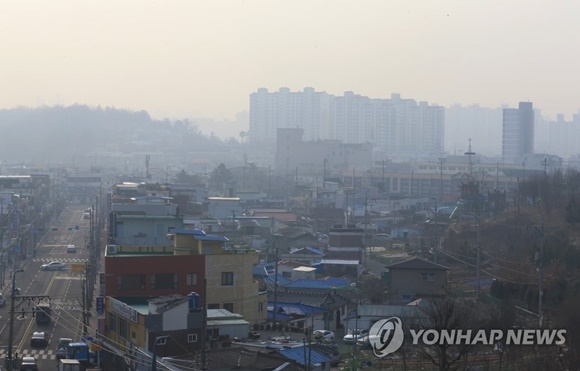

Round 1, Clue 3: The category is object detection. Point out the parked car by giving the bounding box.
[19,356,38,371]
[56,337,73,359]
[343,329,369,343]
[30,332,48,348]
[41,261,66,271]
[357,334,383,348]
[12,287,21,296]
[313,330,335,341]
[0,293,5,307]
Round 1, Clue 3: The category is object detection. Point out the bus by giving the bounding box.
[36,302,51,325]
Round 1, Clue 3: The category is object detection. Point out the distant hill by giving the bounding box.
[0,105,210,162]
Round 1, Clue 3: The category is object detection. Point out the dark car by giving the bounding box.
[30,332,48,348]
[56,337,72,359]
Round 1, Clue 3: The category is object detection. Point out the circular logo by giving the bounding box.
[368,317,405,358]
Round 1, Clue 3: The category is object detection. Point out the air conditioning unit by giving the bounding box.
[107,245,118,255]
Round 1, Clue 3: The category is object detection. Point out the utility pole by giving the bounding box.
[8,269,24,371]
[439,158,445,204]
[364,191,369,267]
[475,210,481,304]
[538,215,544,327]
[81,261,89,335]
[323,159,328,189]
[272,235,280,325]
[201,279,207,371]
[268,166,272,198]
[381,159,385,193]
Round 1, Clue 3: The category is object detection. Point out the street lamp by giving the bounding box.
[7,269,24,370]
[151,335,168,371]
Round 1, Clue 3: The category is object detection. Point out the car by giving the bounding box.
[313,330,335,341]
[30,332,48,348]
[41,261,66,271]
[0,293,5,307]
[66,244,77,253]
[357,334,382,348]
[12,287,21,296]
[19,356,38,371]
[56,337,73,359]
[343,329,369,343]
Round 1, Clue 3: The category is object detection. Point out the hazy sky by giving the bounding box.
[2,1,579,122]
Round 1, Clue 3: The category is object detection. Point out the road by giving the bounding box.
[0,205,91,370]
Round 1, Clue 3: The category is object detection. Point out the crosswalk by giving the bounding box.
[32,258,88,263]
[0,348,57,361]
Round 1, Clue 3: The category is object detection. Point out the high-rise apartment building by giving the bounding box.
[249,87,332,143]
[250,88,444,156]
[502,102,534,164]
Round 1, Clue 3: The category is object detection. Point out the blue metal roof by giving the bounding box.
[323,277,349,286]
[265,274,293,287]
[278,346,331,366]
[286,280,334,289]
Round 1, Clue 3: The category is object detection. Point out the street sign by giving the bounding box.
[96,296,105,316]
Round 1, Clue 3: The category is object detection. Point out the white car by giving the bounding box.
[313,330,335,341]
[41,261,66,271]
[343,329,369,343]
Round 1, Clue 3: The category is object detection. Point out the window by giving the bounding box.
[223,303,234,312]
[157,337,167,345]
[151,273,178,289]
[118,275,146,291]
[187,334,198,343]
[258,302,264,312]
[420,272,436,281]
[221,272,233,286]
[186,273,198,286]
[109,314,117,332]
[208,304,220,309]
[119,319,128,339]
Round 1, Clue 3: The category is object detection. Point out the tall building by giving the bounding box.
[249,87,332,143]
[502,102,534,164]
[250,88,444,157]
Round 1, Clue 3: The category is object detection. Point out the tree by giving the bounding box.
[209,163,232,191]
[174,169,200,185]
[415,297,478,371]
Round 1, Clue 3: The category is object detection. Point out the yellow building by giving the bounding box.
[169,228,267,325]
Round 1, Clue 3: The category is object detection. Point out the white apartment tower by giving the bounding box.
[249,87,332,143]
[249,88,444,156]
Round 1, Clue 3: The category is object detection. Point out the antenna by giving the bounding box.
[464,138,476,177]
